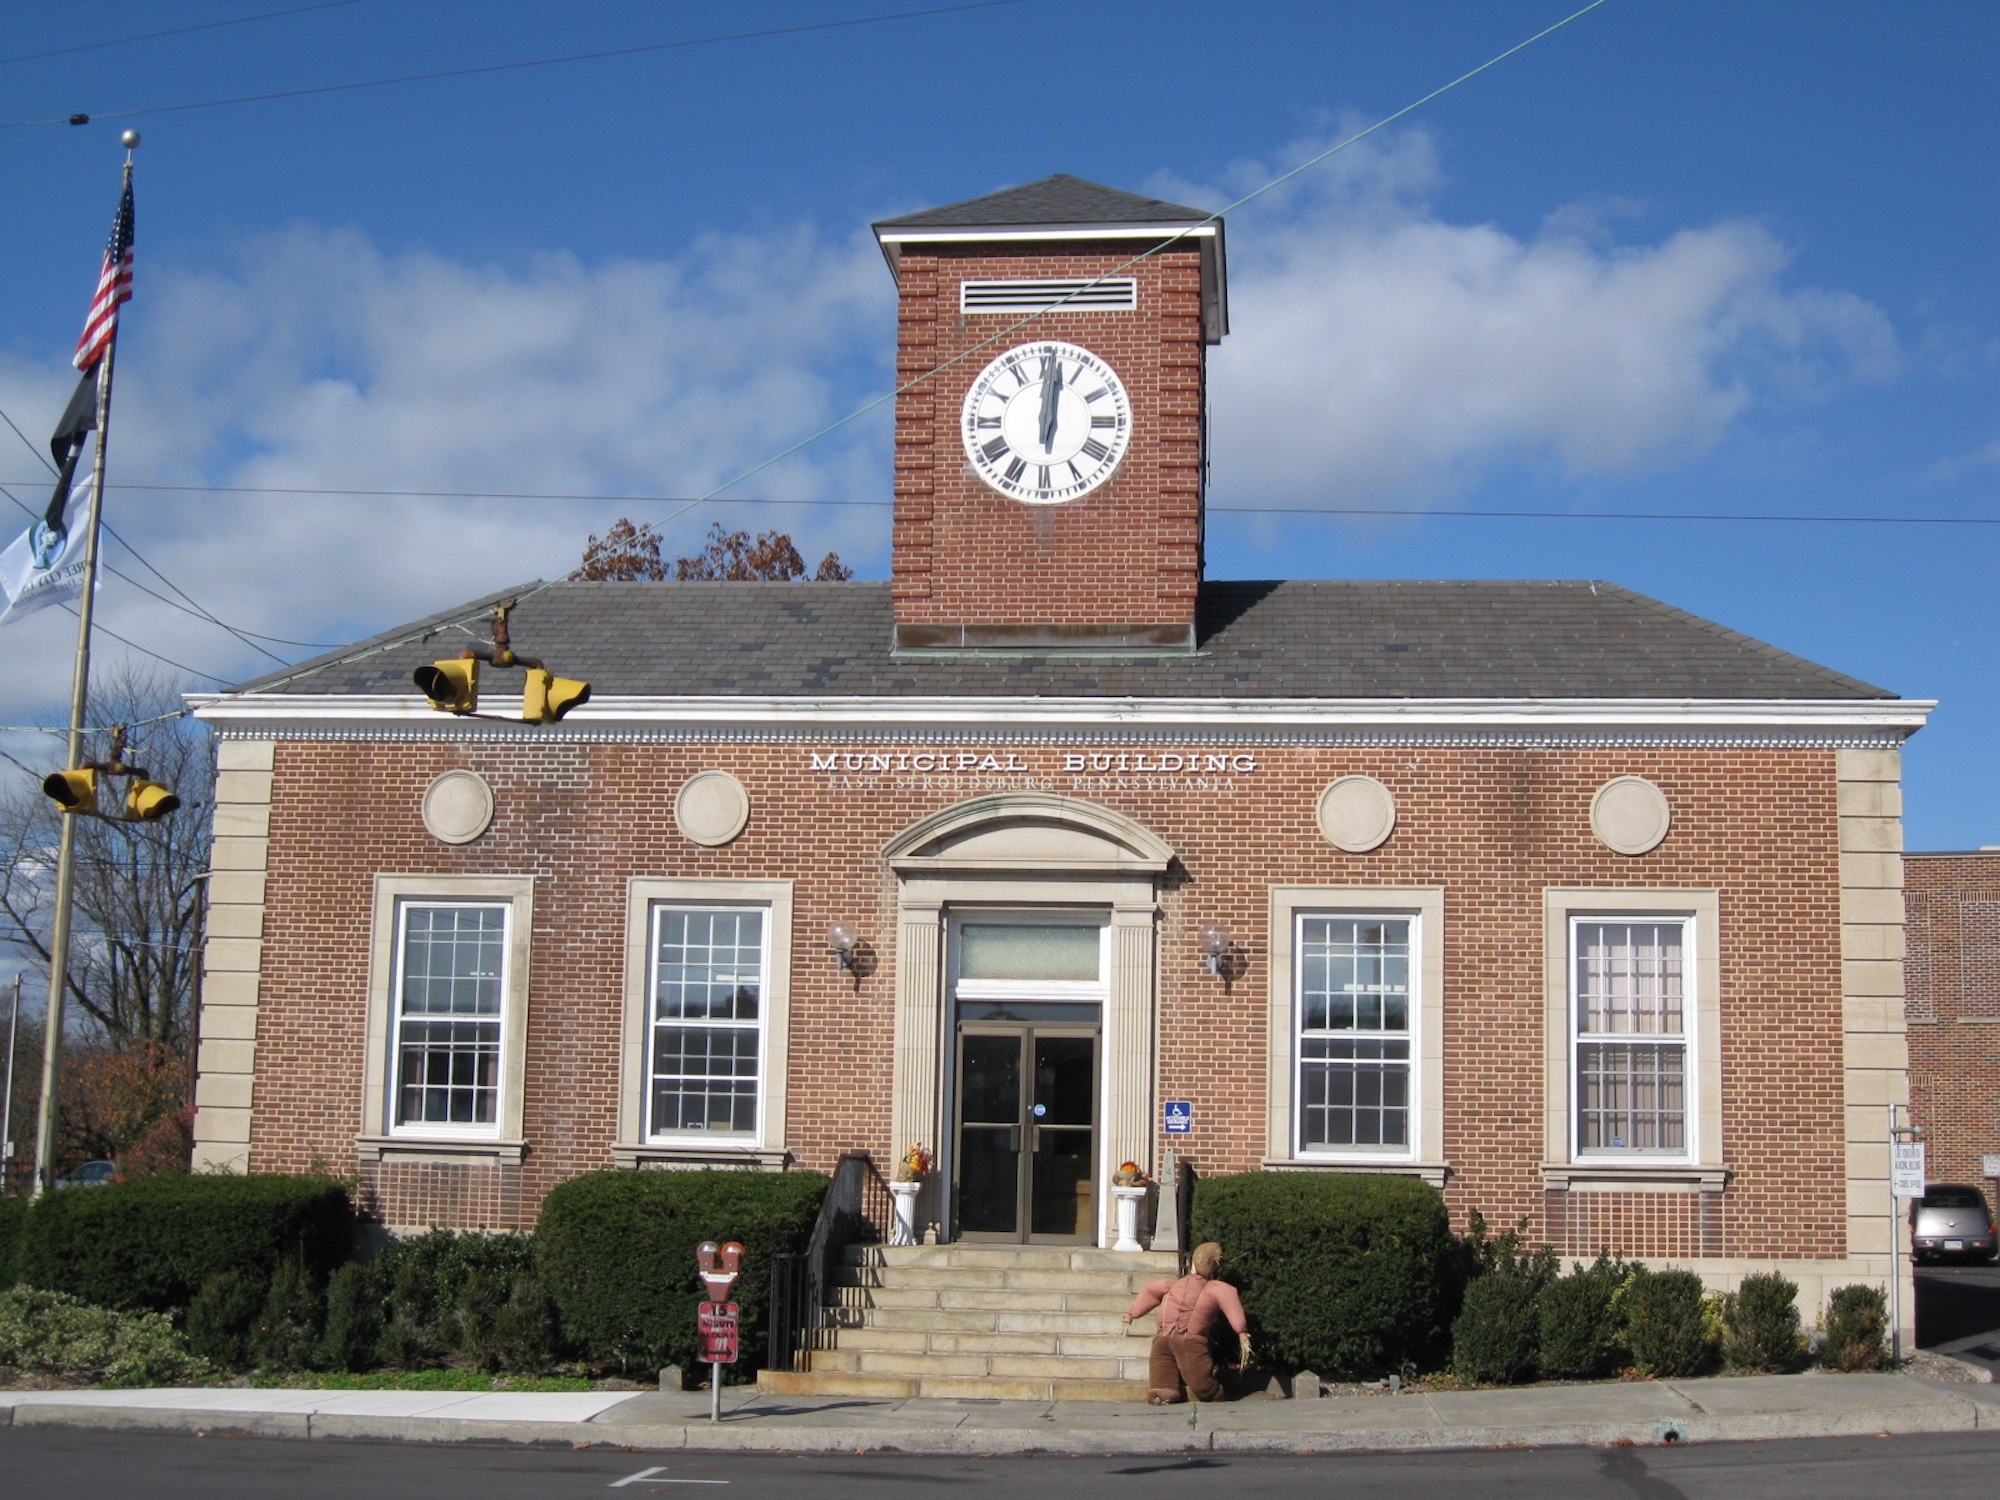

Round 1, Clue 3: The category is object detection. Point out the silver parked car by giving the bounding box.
[1911,1184,1997,1263]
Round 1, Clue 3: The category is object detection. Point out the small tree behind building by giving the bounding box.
[572,519,851,583]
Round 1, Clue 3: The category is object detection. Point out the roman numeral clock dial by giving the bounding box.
[960,340,1132,504]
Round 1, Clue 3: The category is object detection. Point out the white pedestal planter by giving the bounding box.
[888,1179,922,1246]
[1111,1184,1148,1252]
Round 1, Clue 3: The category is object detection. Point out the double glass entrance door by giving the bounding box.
[955,1018,1098,1243]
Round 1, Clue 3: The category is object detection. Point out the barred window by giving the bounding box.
[1573,919,1687,1154]
[393,903,507,1130]
[649,907,765,1136]
[1297,916,1412,1150]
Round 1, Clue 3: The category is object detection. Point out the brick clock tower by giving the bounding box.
[872,175,1227,652]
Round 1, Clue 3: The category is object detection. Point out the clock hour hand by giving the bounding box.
[1037,353,1064,453]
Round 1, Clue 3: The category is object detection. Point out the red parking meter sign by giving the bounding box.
[699,1301,740,1364]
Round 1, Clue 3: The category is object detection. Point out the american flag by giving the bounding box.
[73,178,134,372]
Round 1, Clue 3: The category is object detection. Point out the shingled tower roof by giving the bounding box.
[872,173,1212,231]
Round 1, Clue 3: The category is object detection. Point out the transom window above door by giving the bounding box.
[952,918,1108,1001]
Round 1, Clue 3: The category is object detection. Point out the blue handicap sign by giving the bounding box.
[1163,1101,1193,1134]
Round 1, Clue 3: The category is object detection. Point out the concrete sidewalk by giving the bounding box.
[6,1370,2000,1454]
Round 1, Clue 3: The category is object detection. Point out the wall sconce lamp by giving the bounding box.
[1198,921,1232,976]
[828,921,860,971]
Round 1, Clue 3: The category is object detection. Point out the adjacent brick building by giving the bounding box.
[192,176,1932,1316]
[1906,850,2000,1195]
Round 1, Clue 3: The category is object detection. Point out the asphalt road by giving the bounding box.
[6,1429,2000,1500]
[1916,1262,2000,1374]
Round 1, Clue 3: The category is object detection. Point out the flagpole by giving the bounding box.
[30,143,133,1199]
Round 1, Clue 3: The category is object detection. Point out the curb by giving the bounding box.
[4,1392,1994,1456]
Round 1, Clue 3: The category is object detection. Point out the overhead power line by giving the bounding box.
[0,1,366,68]
[9,478,1996,529]
[6,0,1027,129]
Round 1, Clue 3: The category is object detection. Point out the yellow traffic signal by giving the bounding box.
[413,657,479,715]
[124,778,180,821]
[523,668,590,723]
[42,767,97,812]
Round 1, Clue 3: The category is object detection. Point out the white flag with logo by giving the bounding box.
[0,518,87,627]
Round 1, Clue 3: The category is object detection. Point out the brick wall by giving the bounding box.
[244,735,1850,1258]
[889,245,1206,631]
[1906,851,2000,1189]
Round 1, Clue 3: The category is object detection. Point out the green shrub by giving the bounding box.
[1624,1267,1714,1377]
[1451,1271,1542,1384]
[1188,1172,1455,1379]
[185,1269,266,1369]
[0,1195,26,1286]
[536,1169,827,1376]
[1721,1271,1802,1373]
[15,1174,354,1314]
[251,1257,323,1372]
[486,1275,560,1375]
[0,1286,209,1387]
[318,1263,382,1373]
[1818,1284,1889,1372]
[1538,1255,1632,1380]
[374,1229,539,1369]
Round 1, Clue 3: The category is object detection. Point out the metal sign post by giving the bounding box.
[1888,1106,1926,1363]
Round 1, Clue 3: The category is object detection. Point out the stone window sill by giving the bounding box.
[1263,1158,1450,1189]
[612,1142,793,1172]
[356,1135,527,1166]
[1543,1162,1729,1193]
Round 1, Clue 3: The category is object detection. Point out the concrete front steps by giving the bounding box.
[756,1244,1180,1403]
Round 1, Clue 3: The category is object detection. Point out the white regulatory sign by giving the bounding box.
[1983,1153,2000,1179]
[1890,1142,1927,1198]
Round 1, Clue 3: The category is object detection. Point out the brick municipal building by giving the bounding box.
[190,177,1933,1393]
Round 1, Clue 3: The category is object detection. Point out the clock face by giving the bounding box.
[960,340,1131,505]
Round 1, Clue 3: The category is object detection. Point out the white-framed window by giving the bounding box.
[1541,889,1724,1189]
[1266,887,1444,1179]
[392,901,510,1133]
[618,878,793,1167]
[646,905,767,1138]
[1570,917,1688,1157]
[1296,914,1413,1152]
[361,874,535,1159]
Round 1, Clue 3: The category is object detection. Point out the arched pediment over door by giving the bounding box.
[883,793,1174,1247]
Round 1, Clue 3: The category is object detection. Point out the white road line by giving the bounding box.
[608,1469,728,1488]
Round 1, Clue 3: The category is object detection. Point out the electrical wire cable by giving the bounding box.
[3,0,1028,129]
[0,1,366,68]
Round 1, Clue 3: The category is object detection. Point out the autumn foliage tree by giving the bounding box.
[572,519,852,583]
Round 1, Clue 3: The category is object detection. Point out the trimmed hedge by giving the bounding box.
[1538,1256,1631,1380]
[1450,1271,1541,1384]
[1819,1284,1888,1372]
[15,1174,354,1314]
[1721,1271,1801,1373]
[1624,1267,1715,1377]
[1189,1171,1454,1378]
[0,1195,25,1287]
[536,1169,827,1376]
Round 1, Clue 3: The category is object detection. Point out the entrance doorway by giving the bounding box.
[954,1010,1099,1243]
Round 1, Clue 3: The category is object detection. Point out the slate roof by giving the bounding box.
[235,579,1894,702]
[873,174,1212,231]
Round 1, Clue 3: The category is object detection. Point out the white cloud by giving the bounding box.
[0,222,897,737]
[1182,130,1900,509]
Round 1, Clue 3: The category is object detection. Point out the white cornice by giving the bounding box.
[188,692,1935,745]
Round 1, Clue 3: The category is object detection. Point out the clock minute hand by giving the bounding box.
[1037,354,1064,453]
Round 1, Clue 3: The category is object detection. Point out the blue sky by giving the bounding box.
[0,0,1995,849]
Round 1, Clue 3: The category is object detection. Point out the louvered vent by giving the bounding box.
[959,278,1137,313]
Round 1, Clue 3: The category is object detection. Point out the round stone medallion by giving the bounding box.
[675,770,751,847]
[1591,776,1672,856]
[1317,775,1397,853]
[421,769,495,845]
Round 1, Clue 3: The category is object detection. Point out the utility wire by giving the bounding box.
[6,0,1027,129]
[0,1,366,67]
[14,478,1997,529]
[4,0,1615,733]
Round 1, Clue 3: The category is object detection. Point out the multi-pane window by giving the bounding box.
[393,902,507,1131]
[649,907,765,1136]
[1573,919,1687,1154]
[1297,916,1412,1151]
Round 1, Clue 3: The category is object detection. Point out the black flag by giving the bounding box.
[46,365,98,532]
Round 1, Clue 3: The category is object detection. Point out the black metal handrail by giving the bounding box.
[1176,1155,1198,1276]
[766,1151,889,1373]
